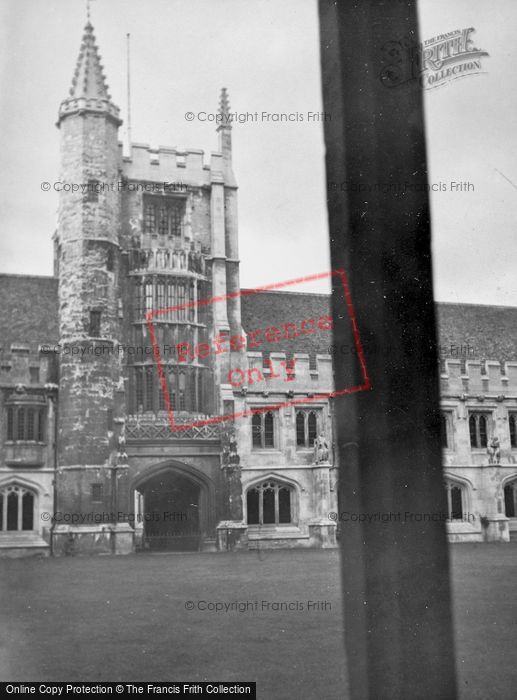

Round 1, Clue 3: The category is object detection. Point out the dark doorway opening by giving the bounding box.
[139,471,201,551]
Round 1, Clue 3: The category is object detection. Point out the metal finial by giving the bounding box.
[86,0,96,23]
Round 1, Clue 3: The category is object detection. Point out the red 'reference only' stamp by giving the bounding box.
[146,269,370,432]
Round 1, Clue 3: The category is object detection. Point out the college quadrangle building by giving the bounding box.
[1,19,517,557]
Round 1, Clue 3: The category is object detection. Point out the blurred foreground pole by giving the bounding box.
[318,1,458,698]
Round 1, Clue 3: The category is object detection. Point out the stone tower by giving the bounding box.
[53,21,130,553]
[50,16,248,555]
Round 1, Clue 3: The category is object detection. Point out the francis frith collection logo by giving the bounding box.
[380,27,490,90]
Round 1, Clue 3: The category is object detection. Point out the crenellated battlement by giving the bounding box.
[120,142,228,187]
[243,351,334,394]
[440,359,517,397]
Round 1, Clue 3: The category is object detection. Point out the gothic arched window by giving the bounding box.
[0,485,35,532]
[251,411,275,449]
[252,414,262,448]
[441,413,452,449]
[444,480,467,521]
[296,409,319,447]
[247,480,294,525]
[510,414,517,449]
[504,480,517,518]
[469,413,488,448]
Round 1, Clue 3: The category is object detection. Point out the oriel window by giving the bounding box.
[144,203,156,233]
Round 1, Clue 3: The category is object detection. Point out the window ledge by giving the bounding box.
[446,521,480,533]
[247,525,306,540]
[5,441,46,446]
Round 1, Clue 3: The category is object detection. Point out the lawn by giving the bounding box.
[1,545,516,699]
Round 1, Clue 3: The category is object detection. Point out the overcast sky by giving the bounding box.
[0,0,515,305]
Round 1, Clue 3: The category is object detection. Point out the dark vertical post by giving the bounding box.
[318,2,457,698]
[110,464,117,554]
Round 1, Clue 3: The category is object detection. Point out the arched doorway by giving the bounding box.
[136,469,203,551]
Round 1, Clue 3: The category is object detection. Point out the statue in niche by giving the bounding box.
[487,436,501,465]
[313,432,330,464]
[116,421,128,465]
[329,465,338,492]
[228,432,240,465]
[221,426,240,467]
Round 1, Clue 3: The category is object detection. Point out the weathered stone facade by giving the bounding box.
[1,20,516,556]
[440,361,517,542]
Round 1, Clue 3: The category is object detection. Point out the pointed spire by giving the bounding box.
[216,88,234,179]
[57,22,121,127]
[217,87,231,131]
[69,22,111,100]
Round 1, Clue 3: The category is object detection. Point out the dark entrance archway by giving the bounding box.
[138,470,202,551]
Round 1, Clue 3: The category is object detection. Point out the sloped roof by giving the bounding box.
[0,275,515,365]
[68,22,111,100]
[57,21,121,126]
[240,290,517,364]
[239,289,332,360]
[0,275,59,356]
[436,302,517,365]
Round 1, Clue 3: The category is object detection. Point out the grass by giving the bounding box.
[449,543,517,699]
[1,545,516,699]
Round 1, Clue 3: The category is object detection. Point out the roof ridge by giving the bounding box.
[240,289,517,309]
[0,273,57,280]
[240,288,331,297]
[436,300,517,310]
